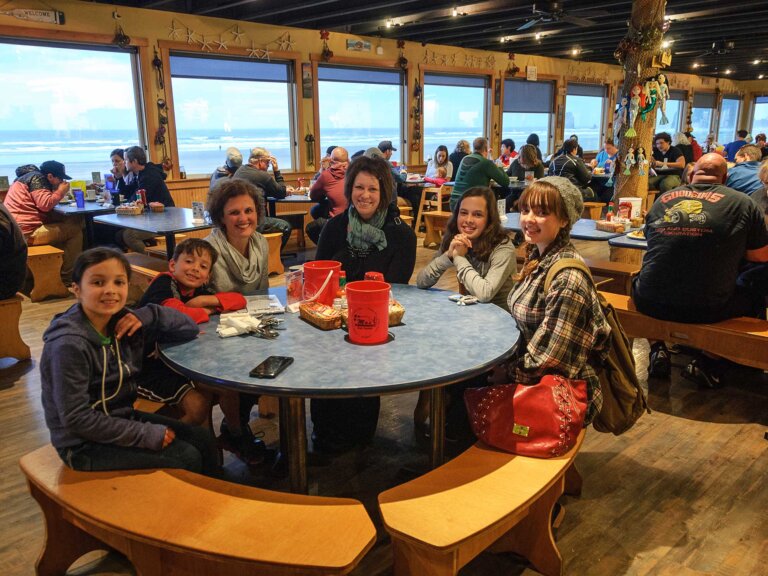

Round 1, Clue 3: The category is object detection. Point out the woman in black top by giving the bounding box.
[449,139,471,172]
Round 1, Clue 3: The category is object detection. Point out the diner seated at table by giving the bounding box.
[496,138,517,168]
[313,145,337,180]
[425,144,454,180]
[417,186,517,310]
[755,133,768,160]
[120,146,175,254]
[726,145,764,194]
[109,148,138,204]
[450,137,510,210]
[495,177,609,418]
[548,139,595,200]
[232,147,292,247]
[449,139,471,170]
[555,134,584,159]
[138,238,266,464]
[723,129,749,162]
[306,146,349,245]
[40,247,218,476]
[672,132,695,165]
[423,165,449,187]
[312,155,417,454]
[4,160,82,285]
[0,201,27,300]
[648,132,685,193]
[526,133,544,162]
[590,140,618,170]
[505,144,545,211]
[633,154,768,387]
[209,147,243,192]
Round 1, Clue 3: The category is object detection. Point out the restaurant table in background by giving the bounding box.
[503,212,630,241]
[54,200,115,248]
[608,231,647,265]
[266,194,317,218]
[94,207,211,259]
[159,284,519,494]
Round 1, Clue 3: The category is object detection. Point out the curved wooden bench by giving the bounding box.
[602,291,768,370]
[378,430,585,576]
[27,245,69,301]
[21,444,376,576]
[423,211,451,248]
[0,294,31,360]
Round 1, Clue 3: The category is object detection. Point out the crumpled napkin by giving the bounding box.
[216,312,262,338]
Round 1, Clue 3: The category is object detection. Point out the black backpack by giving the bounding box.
[545,259,650,435]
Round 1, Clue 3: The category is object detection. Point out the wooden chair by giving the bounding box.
[0,295,31,361]
[263,232,284,275]
[27,245,69,301]
[582,202,605,220]
[278,210,308,249]
[422,211,452,248]
[379,431,585,576]
[414,185,450,235]
[20,444,377,576]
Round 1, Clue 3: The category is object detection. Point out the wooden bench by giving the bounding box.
[264,231,284,276]
[602,292,768,370]
[27,245,69,301]
[0,295,31,361]
[423,211,451,248]
[278,210,308,249]
[582,258,639,296]
[379,430,585,576]
[20,444,376,576]
[581,202,605,220]
[124,253,167,299]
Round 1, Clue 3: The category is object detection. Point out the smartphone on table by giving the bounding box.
[249,356,294,378]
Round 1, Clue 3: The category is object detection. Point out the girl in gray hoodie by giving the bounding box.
[40,248,217,475]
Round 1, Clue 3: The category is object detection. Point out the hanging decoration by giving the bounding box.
[112,11,131,49]
[613,96,628,142]
[639,77,658,121]
[656,73,670,125]
[304,126,316,168]
[214,35,228,51]
[411,79,423,152]
[636,147,648,176]
[397,40,408,71]
[505,53,520,77]
[622,147,636,175]
[152,48,164,90]
[614,24,663,66]
[168,20,182,40]
[606,156,617,186]
[247,43,270,60]
[624,83,643,137]
[320,30,333,62]
[199,36,214,52]
[274,33,295,52]
[155,99,172,171]
[0,8,65,25]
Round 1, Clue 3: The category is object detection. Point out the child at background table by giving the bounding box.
[138,238,266,465]
[40,247,218,474]
[423,166,449,187]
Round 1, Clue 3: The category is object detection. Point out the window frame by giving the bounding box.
[564,82,607,153]
[0,30,150,179]
[161,40,302,179]
[419,65,493,164]
[749,94,768,137]
[690,90,718,138]
[502,76,556,156]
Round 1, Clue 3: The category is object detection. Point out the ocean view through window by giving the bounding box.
[170,54,294,176]
[752,96,768,136]
[318,65,403,165]
[0,42,142,182]
[565,84,605,152]
[423,74,486,160]
[717,97,740,143]
[503,79,553,155]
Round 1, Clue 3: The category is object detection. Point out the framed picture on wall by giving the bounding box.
[301,62,312,99]
[494,79,501,106]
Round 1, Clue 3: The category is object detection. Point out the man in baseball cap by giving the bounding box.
[377,140,397,159]
[4,160,82,284]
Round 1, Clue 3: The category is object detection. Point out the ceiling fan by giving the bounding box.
[517,2,608,31]
[676,39,735,58]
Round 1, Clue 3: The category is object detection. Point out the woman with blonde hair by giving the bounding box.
[449,139,471,170]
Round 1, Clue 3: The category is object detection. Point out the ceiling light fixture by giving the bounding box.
[535,32,541,40]
[661,39,674,49]
[571,47,580,56]
[724,69,732,75]
[692,62,700,69]
[760,74,765,79]
[500,36,506,43]
[754,59,761,65]
[386,19,392,28]
[452,6,458,17]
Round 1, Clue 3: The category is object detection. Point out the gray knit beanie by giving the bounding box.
[537,176,583,227]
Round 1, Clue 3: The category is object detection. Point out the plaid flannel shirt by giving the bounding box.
[506,240,610,422]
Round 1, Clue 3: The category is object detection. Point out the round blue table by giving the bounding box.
[160,284,519,493]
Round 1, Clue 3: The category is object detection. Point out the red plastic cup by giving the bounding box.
[302,260,341,306]
[345,280,391,345]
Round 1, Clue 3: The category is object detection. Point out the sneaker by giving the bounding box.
[648,342,671,378]
[681,358,723,389]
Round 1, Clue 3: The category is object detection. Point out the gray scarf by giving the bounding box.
[206,227,263,285]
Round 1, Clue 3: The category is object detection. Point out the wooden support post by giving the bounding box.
[613,0,667,207]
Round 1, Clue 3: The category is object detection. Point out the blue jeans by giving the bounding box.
[259,216,292,248]
[56,411,218,476]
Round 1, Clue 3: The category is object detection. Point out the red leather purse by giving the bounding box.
[464,375,587,458]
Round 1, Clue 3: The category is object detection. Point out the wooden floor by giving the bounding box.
[1,239,766,576]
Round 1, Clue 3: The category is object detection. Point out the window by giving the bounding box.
[750,96,768,137]
[691,92,716,141]
[503,79,553,155]
[0,41,143,182]
[170,53,294,176]
[717,96,741,143]
[656,89,686,132]
[423,73,486,161]
[565,83,605,152]
[317,65,403,164]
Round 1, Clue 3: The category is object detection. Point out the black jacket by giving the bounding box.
[0,202,27,299]
[137,163,174,206]
[315,204,416,283]
[548,154,592,188]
